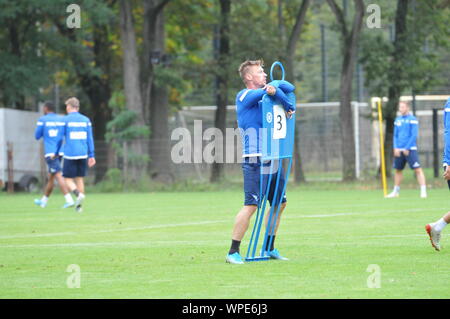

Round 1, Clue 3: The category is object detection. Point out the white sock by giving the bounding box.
[77,193,85,200]
[434,218,448,232]
[420,185,427,193]
[393,186,400,193]
[64,193,74,204]
[41,196,48,203]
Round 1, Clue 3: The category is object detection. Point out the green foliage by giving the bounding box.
[0,0,118,109]
[360,0,450,98]
[106,110,150,143]
[105,109,150,166]
[95,168,124,192]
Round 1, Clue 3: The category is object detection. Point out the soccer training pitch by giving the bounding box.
[1,187,450,299]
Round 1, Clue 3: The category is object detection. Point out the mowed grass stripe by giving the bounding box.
[0,188,449,298]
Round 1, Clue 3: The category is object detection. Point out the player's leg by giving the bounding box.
[265,202,287,237]
[65,177,77,192]
[227,205,257,264]
[63,159,83,211]
[34,173,54,208]
[231,205,258,242]
[264,167,287,248]
[387,170,403,198]
[64,160,87,212]
[414,168,427,198]
[34,157,58,208]
[426,211,450,251]
[55,172,74,208]
[264,202,286,246]
[226,158,259,264]
[387,153,406,197]
[74,177,85,194]
[408,151,427,197]
[72,159,88,212]
[45,173,55,196]
[263,163,288,260]
[73,177,85,212]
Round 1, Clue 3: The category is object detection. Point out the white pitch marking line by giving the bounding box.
[0,240,221,248]
[0,220,226,240]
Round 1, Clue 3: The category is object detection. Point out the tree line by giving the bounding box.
[0,0,448,183]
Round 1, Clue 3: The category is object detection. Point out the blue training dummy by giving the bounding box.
[265,61,296,111]
[266,79,296,111]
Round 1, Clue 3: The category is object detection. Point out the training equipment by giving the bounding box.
[245,62,295,262]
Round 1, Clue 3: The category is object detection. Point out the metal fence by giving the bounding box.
[4,97,448,189]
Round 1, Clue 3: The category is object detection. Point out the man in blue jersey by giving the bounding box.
[226,60,295,264]
[386,101,427,198]
[34,102,75,208]
[425,98,450,251]
[61,97,96,213]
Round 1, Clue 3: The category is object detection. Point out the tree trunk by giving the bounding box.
[146,6,173,182]
[282,0,310,183]
[211,0,231,183]
[90,24,112,183]
[119,0,147,182]
[327,0,364,181]
[339,48,357,180]
[142,0,158,122]
[84,84,111,183]
[384,0,409,175]
[286,55,306,183]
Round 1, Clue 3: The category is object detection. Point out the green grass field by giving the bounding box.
[1,184,450,298]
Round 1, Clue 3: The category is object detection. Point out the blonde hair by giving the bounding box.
[65,97,80,110]
[399,100,410,107]
[238,59,264,82]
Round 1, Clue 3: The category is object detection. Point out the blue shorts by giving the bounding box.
[45,156,62,174]
[63,158,88,178]
[242,157,287,206]
[393,150,421,170]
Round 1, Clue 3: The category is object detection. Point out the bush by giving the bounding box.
[95,168,124,192]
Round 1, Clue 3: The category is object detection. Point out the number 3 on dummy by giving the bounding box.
[272,104,286,140]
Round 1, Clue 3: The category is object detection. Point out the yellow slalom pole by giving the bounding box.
[377,99,388,197]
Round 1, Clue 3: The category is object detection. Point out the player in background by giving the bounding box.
[226,60,295,264]
[425,98,450,251]
[61,97,96,213]
[34,101,75,208]
[386,101,427,198]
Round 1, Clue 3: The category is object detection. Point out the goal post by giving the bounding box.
[370,97,387,197]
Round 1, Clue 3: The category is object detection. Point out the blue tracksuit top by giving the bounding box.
[236,80,295,157]
[393,113,419,150]
[61,111,95,159]
[443,98,450,166]
[34,112,65,158]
